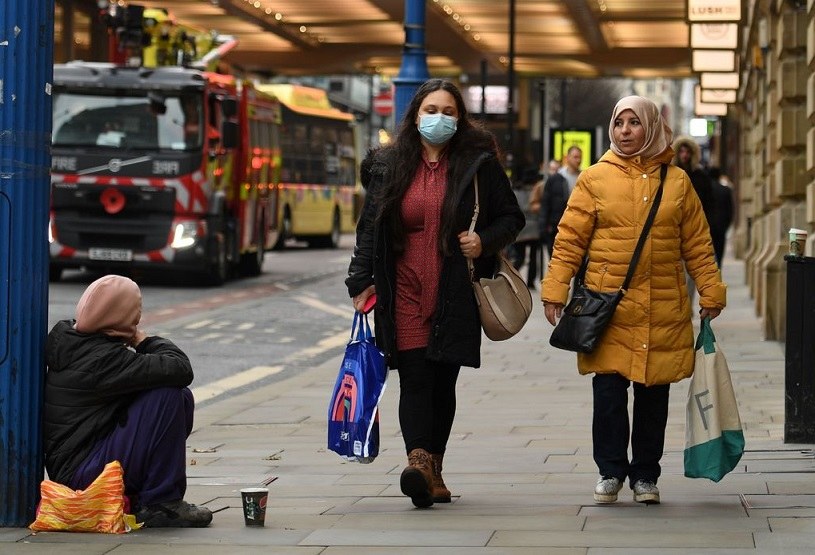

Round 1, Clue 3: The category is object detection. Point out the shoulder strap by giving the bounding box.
[575,164,667,292]
[620,164,667,293]
[467,176,480,279]
[468,174,480,235]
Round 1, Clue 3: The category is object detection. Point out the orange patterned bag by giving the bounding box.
[30,460,141,533]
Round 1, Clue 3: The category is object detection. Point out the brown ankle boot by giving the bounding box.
[430,453,452,503]
[400,448,434,508]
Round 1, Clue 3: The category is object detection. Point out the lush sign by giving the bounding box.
[688,0,742,22]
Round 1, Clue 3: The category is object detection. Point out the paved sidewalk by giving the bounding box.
[4,254,815,554]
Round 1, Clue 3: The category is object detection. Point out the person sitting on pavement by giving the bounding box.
[43,274,212,528]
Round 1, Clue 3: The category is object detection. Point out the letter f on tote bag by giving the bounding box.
[327,312,387,463]
[684,318,745,482]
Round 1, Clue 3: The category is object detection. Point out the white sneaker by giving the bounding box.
[632,479,660,504]
[594,476,623,503]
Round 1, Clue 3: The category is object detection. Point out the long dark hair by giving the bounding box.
[374,78,490,255]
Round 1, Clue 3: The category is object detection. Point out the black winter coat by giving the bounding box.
[346,142,524,369]
[538,172,570,237]
[43,320,193,484]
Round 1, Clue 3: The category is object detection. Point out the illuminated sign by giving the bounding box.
[551,130,592,170]
[701,89,737,104]
[692,50,737,72]
[700,72,740,89]
[690,23,739,49]
[694,85,727,117]
[688,0,741,22]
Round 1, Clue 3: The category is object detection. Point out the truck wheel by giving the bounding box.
[273,209,291,250]
[49,266,63,282]
[207,234,228,286]
[241,220,265,277]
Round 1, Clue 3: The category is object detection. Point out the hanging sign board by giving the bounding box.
[701,89,737,104]
[700,72,740,89]
[695,85,728,117]
[692,50,737,72]
[690,23,739,49]
[688,0,742,22]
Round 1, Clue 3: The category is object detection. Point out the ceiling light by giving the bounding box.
[300,26,307,33]
[275,13,283,21]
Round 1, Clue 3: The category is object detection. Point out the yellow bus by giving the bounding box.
[255,84,359,249]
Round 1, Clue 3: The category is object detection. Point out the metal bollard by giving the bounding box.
[783,255,815,443]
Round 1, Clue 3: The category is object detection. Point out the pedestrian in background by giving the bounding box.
[542,96,726,505]
[539,146,582,260]
[540,158,561,181]
[510,166,544,288]
[346,79,523,508]
[706,166,735,267]
[43,275,212,528]
[672,136,717,308]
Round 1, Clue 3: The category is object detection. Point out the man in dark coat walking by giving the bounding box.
[707,166,735,266]
[539,146,582,259]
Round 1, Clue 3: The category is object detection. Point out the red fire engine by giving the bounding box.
[49,5,281,285]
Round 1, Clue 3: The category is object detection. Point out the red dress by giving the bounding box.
[395,155,448,351]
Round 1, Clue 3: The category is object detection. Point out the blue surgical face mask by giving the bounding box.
[418,113,458,145]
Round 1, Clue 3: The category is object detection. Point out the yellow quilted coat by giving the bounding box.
[542,149,726,385]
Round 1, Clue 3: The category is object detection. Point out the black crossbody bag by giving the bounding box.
[549,164,667,353]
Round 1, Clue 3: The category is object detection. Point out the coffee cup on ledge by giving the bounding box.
[789,228,808,257]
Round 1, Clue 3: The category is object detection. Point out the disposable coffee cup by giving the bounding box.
[789,228,808,257]
[240,487,268,527]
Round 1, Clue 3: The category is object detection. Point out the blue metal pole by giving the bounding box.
[392,0,430,127]
[0,0,53,526]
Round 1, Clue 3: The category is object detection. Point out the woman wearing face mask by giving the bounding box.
[347,79,523,508]
[542,96,726,505]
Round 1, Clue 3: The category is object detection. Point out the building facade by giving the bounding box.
[732,0,814,340]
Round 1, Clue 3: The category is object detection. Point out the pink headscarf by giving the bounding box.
[74,275,142,340]
[608,96,673,161]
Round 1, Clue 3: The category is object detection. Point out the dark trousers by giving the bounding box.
[510,241,541,286]
[592,373,670,486]
[712,231,726,267]
[542,230,557,265]
[397,348,461,455]
[69,387,194,509]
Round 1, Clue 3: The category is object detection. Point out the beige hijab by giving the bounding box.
[608,96,673,161]
[75,275,142,340]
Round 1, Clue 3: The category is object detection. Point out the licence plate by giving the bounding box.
[88,248,133,262]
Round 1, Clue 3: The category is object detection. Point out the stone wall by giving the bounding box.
[735,0,814,341]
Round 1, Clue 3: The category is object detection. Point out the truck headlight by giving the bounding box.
[171,221,198,249]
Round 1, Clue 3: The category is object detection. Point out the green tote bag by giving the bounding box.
[684,317,745,482]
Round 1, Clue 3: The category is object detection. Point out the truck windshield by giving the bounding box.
[52,91,203,151]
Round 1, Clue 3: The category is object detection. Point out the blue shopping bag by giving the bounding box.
[327,312,387,463]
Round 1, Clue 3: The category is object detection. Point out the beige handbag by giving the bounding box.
[467,175,533,341]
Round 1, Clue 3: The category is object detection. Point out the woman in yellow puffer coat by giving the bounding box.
[542,96,726,506]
